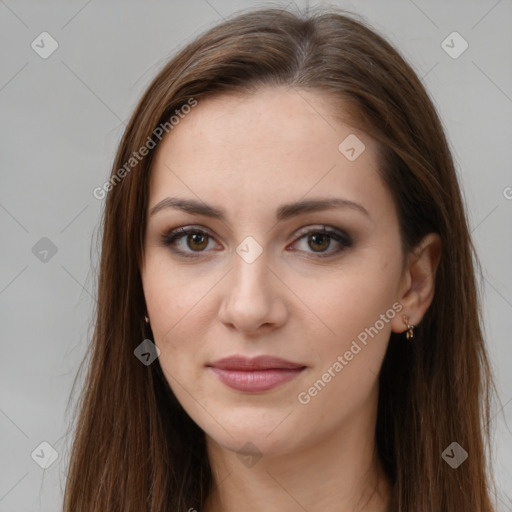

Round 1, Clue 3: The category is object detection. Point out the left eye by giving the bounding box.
[291,228,351,257]
[161,226,352,258]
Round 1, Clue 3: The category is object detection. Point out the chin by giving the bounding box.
[177,393,310,455]
[203,418,299,458]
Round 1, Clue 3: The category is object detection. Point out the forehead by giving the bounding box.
[148,87,391,223]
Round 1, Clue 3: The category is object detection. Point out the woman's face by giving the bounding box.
[142,86,409,458]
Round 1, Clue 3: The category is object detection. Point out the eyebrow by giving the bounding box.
[149,196,371,222]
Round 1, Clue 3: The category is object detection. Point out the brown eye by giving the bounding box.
[161,227,217,257]
[307,233,331,252]
[187,232,209,251]
[290,226,353,258]
[161,225,352,260]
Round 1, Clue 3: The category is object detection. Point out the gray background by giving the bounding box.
[1,0,511,510]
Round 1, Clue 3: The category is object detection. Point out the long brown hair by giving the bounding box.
[63,5,498,511]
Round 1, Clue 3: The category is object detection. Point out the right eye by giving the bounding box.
[161,226,220,258]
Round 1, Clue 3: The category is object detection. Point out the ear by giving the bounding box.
[391,232,442,334]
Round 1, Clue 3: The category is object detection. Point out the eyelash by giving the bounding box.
[160,225,353,259]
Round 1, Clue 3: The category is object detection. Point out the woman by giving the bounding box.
[63,6,498,511]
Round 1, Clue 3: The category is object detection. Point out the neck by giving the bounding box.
[202,390,391,512]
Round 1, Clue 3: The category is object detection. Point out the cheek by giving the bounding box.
[294,265,400,401]
[294,282,395,425]
[296,264,398,340]
[142,263,220,391]
[143,258,213,341]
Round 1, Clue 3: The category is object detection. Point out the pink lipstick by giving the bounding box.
[207,355,306,392]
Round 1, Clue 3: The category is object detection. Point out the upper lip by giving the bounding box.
[207,355,306,371]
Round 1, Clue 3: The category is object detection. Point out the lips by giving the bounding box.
[207,355,306,392]
[208,355,305,371]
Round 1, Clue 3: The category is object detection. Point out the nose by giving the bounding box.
[218,248,288,336]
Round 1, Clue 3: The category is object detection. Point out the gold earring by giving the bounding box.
[403,315,415,340]
[145,315,150,324]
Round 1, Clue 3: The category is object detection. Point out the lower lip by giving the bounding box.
[209,367,305,392]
